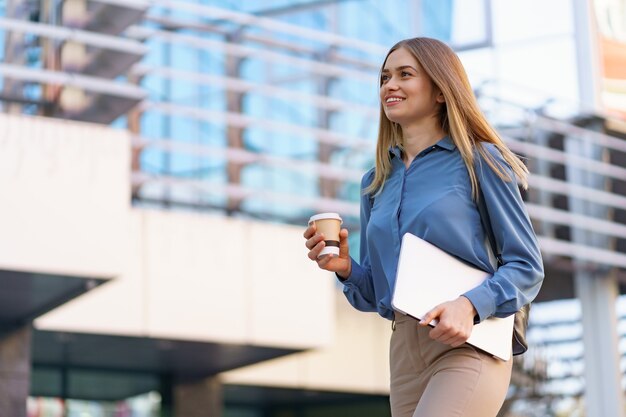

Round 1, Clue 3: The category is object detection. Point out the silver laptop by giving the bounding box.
[391,233,514,361]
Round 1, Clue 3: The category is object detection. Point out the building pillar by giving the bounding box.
[174,376,223,417]
[0,326,31,417]
[566,133,625,417]
[572,0,602,113]
[575,272,624,417]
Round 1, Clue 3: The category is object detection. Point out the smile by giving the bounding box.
[385,97,405,106]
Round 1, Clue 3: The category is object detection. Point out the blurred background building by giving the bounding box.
[0,0,625,416]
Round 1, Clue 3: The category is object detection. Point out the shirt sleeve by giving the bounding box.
[463,145,545,321]
[339,169,378,312]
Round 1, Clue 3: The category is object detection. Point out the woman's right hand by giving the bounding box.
[303,224,352,279]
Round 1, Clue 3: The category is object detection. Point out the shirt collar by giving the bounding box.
[389,146,402,159]
[436,135,456,151]
[388,135,456,158]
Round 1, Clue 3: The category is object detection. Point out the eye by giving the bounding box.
[380,74,390,83]
[401,71,411,77]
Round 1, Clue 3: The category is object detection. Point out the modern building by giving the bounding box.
[0,1,625,416]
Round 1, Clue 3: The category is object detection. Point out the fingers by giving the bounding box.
[450,338,468,348]
[305,230,328,261]
[304,224,350,276]
[338,228,349,257]
[431,329,469,347]
[307,238,325,260]
[428,323,470,346]
[420,305,442,327]
[303,224,316,239]
[307,240,326,261]
[421,302,473,347]
[304,224,324,252]
[305,233,325,250]
[305,227,349,260]
[317,252,333,268]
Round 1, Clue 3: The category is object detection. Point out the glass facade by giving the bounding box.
[128,0,491,263]
[0,0,492,229]
[133,0,487,226]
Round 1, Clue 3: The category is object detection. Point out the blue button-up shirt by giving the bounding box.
[342,136,544,322]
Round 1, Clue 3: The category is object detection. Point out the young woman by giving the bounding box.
[303,37,544,417]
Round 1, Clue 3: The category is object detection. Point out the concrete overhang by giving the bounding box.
[31,331,300,401]
[65,0,149,36]
[0,271,107,333]
[0,64,146,124]
[58,90,143,124]
[81,47,145,79]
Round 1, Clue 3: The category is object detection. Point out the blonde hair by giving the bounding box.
[365,37,528,200]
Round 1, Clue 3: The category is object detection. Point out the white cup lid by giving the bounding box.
[308,212,343,224]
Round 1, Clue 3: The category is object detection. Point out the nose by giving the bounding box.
[383,77,399,92]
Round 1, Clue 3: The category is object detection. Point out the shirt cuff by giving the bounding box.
[335,257,365,285]
[463,284,496,323]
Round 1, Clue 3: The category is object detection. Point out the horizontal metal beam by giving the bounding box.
[141,100,374,149]
[526,203,626,241]
[534,116,626,153]
[506,136,626,182]
[143,14,381,72]
[538,236,626,268]
[133,136,364,183]
[529,174,626,211]
[0,17,147,54]
[126,26,376,83]
[131,64,379,117]
[133,173,361,217]
[479,91,626,153]
[0,63,145,98]
[148,0,389,56]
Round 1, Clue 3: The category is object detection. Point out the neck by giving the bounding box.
[400,122,446,163]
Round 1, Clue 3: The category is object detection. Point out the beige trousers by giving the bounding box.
[390,312,512,417]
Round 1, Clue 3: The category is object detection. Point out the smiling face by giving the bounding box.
[380,47,444,130]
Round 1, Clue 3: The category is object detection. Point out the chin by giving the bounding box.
[384,112,402,124]
[385,115,405,126]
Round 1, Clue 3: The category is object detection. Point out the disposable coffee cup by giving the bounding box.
[308,212,343,258]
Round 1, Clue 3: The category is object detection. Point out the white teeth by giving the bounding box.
[386,97,404,103]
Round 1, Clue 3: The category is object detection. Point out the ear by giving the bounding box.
[436,92,445,103]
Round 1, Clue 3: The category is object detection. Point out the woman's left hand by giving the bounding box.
[419,296,477,347]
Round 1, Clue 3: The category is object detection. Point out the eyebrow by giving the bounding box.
[381,65,418,73]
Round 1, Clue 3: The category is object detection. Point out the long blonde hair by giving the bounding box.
[365,37,528,200]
